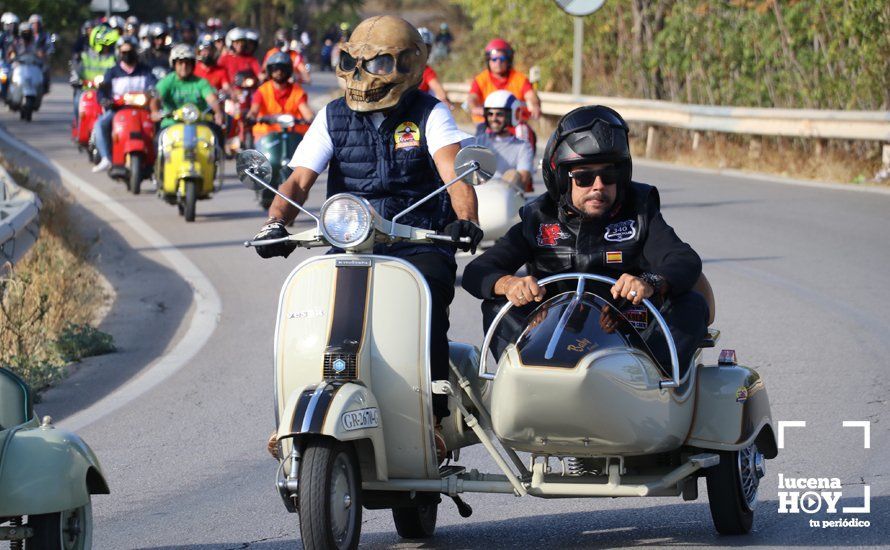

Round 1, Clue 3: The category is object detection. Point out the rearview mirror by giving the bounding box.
[236,149,273,190]
[454,145,497,186]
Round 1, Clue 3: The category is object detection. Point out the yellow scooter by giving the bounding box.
[155,104,220,222]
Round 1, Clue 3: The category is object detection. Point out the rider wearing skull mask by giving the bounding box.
[254,16,481,461]
[462,105,709,372]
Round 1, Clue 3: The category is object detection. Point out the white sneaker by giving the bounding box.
[92,158,111,173]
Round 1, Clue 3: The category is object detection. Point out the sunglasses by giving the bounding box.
[488,56,509,63]
[569,167,620,187]
[485,110,507,118]
[339,52,395,75]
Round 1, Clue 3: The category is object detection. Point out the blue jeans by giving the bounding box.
[94,109,114,161]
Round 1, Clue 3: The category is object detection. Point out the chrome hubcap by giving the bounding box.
[737,444,762,511]
[329,453,355,546]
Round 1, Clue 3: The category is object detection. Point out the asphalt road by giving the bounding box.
[1,73,888,549]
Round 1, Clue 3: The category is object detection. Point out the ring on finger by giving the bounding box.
[629,290,638,298]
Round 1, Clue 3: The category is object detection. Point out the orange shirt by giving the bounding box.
[251,80,308,138]
[469,68,533,122]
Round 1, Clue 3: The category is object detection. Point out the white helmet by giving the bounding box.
[1,13,20,26]
[417,27,434,46]
[28,14,42,25]
[483,90,523,127]
[169,43,196,66]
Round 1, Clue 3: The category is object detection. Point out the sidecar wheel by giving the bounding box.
[27,501,93,550]
[392,499,438,539]
[298,438,362,550]
[706,444,763,535]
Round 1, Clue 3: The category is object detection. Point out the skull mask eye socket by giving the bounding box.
[339,51,357,72]
[339,52,396,76]
[397,49,419,73]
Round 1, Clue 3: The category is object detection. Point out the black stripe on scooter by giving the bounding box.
[289,385,318,433]
[307,382,345,433]
[325,265,370,355]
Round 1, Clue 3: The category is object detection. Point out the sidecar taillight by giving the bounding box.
[718,349,737,365]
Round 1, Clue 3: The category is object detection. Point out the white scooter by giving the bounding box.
[6,53,44,122]
[237,146,777,549]
[474,169,526,243]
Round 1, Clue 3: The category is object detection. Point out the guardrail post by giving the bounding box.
[691,131,701,151]
[645,126,658,158]
[883,144,890,170]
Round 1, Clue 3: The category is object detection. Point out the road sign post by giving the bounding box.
[554,0,606,97]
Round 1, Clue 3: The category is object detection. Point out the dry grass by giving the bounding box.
[0,162,113,392]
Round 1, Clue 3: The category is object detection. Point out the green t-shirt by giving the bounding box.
[155,73,216,128]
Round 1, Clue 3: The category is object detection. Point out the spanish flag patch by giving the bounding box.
[606,251,623,264]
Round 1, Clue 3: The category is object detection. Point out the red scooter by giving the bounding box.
[107,91,155,194]
[224,69,258,155]
[71,76,103,160]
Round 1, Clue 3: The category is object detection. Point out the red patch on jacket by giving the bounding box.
[537,223,568,247]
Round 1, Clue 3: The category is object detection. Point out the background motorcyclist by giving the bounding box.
[70,24,118,122]
[92,36,157,172]
[416,27,452,108]
[462,105,708,369]
[252,16,480,460]
[262,28,310,84]
[435,22,453,53]
[139,22,171,70]
[123,16,140,38]
[467,38,541,123]
[27,14,53,93]
[0,13,20,61]
[218,27,261,83]
[179,19,197,46]
[195,34,230,94]
[150,44,225,143]
[247,51,313,140]
[473,90,534,192]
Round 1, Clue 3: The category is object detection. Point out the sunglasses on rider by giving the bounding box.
[488,56,509,63]
[569,167,621,187]
[485,109,507,118]
[339,52,395,75]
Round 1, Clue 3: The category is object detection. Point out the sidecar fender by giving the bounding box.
[0,423,109,516]
[685,364,778,458]
[278,382,388,481]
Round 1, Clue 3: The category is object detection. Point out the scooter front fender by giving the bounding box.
[0,423,109,516]
[278,382,388,482]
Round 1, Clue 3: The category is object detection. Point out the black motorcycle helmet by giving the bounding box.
[542,105,632,208]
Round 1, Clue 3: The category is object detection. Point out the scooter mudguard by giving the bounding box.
[685,364,778,458]
[278,382,388,482]
[159,122,217,197]
[0,422,109,516]
[112,108,155,166]
[76,90,101,146]
[274,255,439,480]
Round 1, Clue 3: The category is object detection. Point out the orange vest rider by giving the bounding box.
[251,80,309,138]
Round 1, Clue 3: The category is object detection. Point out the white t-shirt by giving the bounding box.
[473,132,534,178]
[288,102,471,173]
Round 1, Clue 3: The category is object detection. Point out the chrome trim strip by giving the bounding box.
[300,382,329,433]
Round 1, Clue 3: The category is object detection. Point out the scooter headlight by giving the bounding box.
[123,92,147,106]
[320,194,373,249]
[181,104,199,123]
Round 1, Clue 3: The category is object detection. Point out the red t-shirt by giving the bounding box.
[419,66,437,93]
[194,62,229,90]
[217,53,262,82]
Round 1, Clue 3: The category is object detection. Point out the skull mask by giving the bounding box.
[336,16,427,112]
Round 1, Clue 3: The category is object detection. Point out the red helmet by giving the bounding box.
[484,38,513,62]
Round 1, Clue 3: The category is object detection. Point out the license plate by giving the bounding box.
[341,407,380,431]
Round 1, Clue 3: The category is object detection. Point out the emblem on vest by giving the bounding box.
[604,220,637,242]
[394,121,420,150]
[537,223,569,247]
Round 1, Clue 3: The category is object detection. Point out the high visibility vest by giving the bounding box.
[471,69,530,122]
[252,81,308,138]
[80,51,116,85]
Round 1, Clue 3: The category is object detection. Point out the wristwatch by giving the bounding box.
[640,272,666,294]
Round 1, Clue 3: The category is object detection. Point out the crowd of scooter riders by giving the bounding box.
[0,12,54,120]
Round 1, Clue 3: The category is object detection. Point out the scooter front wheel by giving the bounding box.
[183,180,197,222]
[298,438,362,550]
[128,154,142,194]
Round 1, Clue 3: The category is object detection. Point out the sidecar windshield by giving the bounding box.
[514,290,660,371]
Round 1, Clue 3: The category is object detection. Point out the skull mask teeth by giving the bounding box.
[336,16,427,112]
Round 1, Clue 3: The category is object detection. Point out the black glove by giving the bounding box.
[443,220,484,254]
[253,219,297,259]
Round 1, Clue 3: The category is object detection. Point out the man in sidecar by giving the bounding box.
[462,105,709,372]
[251,15,481,460]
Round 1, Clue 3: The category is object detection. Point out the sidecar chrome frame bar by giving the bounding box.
[479,273,681,389]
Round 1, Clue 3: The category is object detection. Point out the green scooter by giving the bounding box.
[252,114,307,209]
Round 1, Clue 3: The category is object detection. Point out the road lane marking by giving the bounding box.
[0,125,222,432]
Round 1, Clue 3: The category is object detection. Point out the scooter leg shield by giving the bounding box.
[277,382,388,482]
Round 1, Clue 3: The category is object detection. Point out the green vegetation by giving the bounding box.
[0,165,114,393]
[445,0,889,111]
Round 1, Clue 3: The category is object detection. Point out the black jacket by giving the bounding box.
[462,182,702,300]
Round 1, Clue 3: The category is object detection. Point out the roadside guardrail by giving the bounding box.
[443,82,890,165]
[0,164,40,274]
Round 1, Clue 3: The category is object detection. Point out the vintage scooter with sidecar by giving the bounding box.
[155,103,220,222]
[251,113,307,209]
[0,366,109,548]
[237,146,777,549]
[108,91,156,194]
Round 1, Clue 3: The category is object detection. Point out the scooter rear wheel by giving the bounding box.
[298,438,362,550]
[705,445,762,534]
[128,154,142,195]
[392,499,438,539]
